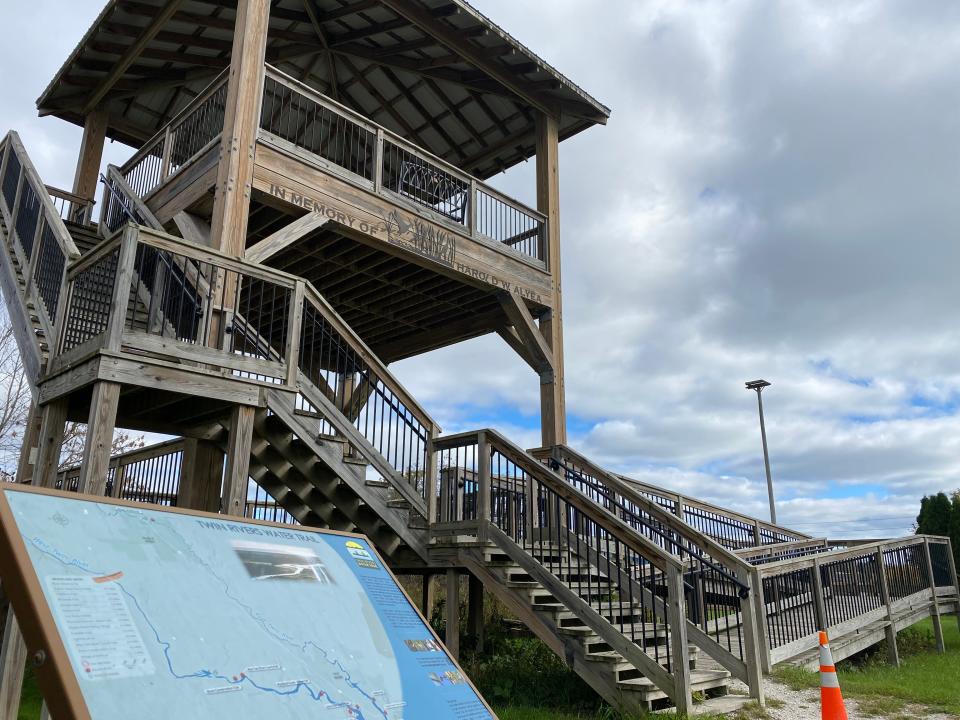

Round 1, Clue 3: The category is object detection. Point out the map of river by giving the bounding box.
[5,490,494,720]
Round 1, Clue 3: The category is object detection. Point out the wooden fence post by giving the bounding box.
[922,539,946,654]
[750,568,773,673]
[811,559,828,631]
[445,569,460,660]
[875,547,899,667]
[476,431,490,540]
[665,564,692,715]
[0,608,26,720]
[739,567,766,703]
[945,538,960,633]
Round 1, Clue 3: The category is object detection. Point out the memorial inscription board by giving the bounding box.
[0,487,495,720]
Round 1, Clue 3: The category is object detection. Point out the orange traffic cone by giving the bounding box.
[819,631,849,720]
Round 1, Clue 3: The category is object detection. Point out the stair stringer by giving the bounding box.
[484,523,680,704]
[0,216,42,387]
[265,389,430,563]
[457,548,630,711]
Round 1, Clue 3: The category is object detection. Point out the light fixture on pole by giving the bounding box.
[745,379,777,524]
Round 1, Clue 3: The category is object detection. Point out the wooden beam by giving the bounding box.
[14,404,41,485]
[71,110,108,215]
[173,212,212,247]
[497,292,553,377]
[222,405,255,516]
[445,569,460,659]
[77,381,121,496]
[377,0,556,115]
[536,113,565,446]
[246,213,328,263]
[210,0,271,256]
[82,1,187,114]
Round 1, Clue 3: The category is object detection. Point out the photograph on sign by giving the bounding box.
[0,487,495,720]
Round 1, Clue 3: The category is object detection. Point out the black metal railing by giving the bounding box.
[259,66,547,265]
[59,247,118,353]
[260,74,376,180]
[297,289,432,501]
[761,567,818,650]
[433,432,691,678]
[544,450,751,663]
[119,72,229,199]
[613,472,809,550]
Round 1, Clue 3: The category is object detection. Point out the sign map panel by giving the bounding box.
[3,489,494,720]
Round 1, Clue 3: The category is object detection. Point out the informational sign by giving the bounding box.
[0,487,496,720]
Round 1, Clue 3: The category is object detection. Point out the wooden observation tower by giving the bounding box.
[0,1,956,716]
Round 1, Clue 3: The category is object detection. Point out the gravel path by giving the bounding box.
[721,678,958,720]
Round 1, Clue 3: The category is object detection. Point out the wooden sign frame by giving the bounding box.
[0,484,497,720]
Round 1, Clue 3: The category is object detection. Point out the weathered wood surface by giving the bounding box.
[253,141,554,306]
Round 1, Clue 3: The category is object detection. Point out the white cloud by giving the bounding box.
[2,0,958,540]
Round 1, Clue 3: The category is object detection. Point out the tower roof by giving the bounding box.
[37,0,611,180]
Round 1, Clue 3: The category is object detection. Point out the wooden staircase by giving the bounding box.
[459,541,733,712]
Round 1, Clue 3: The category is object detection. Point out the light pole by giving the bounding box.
[745,379,777,524]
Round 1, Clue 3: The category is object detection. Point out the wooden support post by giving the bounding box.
[875,548,900,667]
[178,439,225,512]
[739,568,766,703]
[673,494,685,520]
[946,539,960,632]
[468,573,485,652]
[664,564,692,715]
[15,403,41,484]
[0,607,27,720]
[209,0,271,256]
[222,406,255,516]
[71,110,108,222]
[923,539,946,654]
[535,112,566,447]
[476,431,490,539]
[445,569,460,660]
[77,381,121,496]
[426,432,439,527]
[811,559,827,631]
[33,399,68,489]
[750,569,773,673]
[420,573,436,620]
[753,520,763,547]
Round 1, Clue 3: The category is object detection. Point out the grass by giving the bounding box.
[774,617,960,716]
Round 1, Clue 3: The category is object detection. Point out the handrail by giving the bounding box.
[605,468,809,547]
[531,444,765,694]
[435,428,693,709]
[260,65,547,264]
[119,69,229,180]
[756,532,958,664]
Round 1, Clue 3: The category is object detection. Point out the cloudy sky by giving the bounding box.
[3,1,959,538]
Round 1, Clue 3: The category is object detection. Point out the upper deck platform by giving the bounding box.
[113,65,556,360]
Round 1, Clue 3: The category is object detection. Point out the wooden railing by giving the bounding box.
[260,66,548,265]
[46,186,94,226]
[117,70,228,200]
[56,437,297,524]
[754,534,959,666]
[533,445,764,694]
[49,220,439,511]
[433,428,724,713]
[0,132,81,376]
[607,469,810,549]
